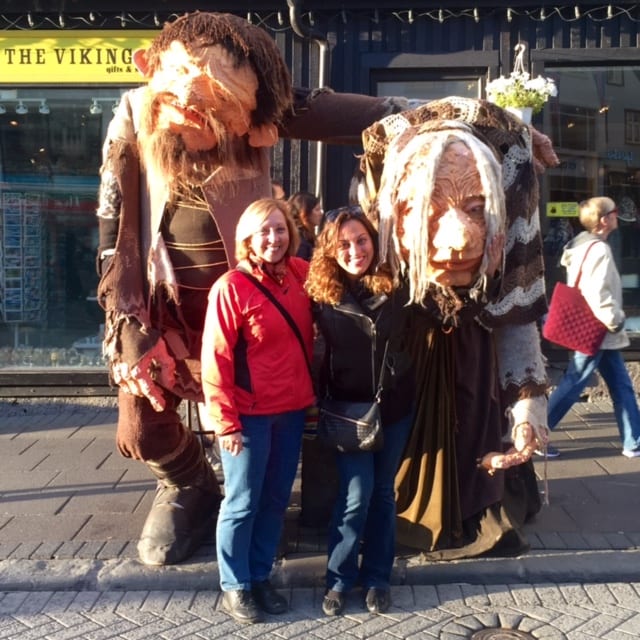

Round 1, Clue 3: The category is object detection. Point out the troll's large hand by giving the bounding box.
[478,422,544,473]
[112,337,176,412]
[531,126,560,174]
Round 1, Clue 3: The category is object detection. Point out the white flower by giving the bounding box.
[486,71,557,114]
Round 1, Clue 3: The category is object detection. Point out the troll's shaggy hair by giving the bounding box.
[305,206,393,306]
[146,11,292,128]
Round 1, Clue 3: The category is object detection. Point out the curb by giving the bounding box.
[3,549,640,592]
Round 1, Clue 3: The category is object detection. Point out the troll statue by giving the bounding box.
[95,11,409,565]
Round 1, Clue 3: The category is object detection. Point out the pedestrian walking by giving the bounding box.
[547,196,640,458]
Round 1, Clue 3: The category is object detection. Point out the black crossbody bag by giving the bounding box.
[316,337,389,453]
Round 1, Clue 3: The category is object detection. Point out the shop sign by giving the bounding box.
[0,30,157,84]
[546,202,579,217]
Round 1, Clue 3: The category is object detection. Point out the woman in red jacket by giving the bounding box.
[201,198,314,624]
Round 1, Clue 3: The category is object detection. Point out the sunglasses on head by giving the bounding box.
[323,205,364,224]
[600,207,618,219]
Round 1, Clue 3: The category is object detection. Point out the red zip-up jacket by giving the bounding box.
[201,257,314,435]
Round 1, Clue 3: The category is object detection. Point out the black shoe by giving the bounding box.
[365,587,390,614]
[222,589,262,624]
[251,580,287,614]
[322,589,345,616]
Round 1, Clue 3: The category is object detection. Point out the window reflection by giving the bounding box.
[0,88,124,369]
[544,66,640,319]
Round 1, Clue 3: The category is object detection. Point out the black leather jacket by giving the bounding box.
[313,282,414,425]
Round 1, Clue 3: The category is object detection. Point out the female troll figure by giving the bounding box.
[357,98,559,558]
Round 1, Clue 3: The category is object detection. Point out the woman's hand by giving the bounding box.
[219,432,244,456]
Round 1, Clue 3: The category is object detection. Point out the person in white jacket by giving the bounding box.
[547,196,640,458]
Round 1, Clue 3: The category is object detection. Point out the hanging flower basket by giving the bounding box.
[504,105,533,125]
[486,44,557,115]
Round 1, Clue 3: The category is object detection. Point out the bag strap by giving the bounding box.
[236,268,312,376]
[374,339,390,403]
[574,241,600,288]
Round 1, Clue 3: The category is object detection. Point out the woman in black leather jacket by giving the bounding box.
[305,206,414,616]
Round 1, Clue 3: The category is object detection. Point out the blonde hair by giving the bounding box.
[579,196,615,233]
[235,198,300,261]
[305,206,393,305]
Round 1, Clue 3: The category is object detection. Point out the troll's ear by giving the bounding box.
[132,49,150,77]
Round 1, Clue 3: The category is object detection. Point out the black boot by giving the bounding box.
[137,429,222,566]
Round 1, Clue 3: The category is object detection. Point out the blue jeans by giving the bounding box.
[326,411,413,593]
[216,410,305,591]
[548,349,640,452]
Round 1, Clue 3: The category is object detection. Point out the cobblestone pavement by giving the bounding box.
[3,384,640,638]
[2,583,640,639]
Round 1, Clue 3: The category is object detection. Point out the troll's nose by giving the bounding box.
[433,208,475,251]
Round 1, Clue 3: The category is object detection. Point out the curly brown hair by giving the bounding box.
[305,206,393,305]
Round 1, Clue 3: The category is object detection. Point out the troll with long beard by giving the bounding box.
[96,11,409,566]
[357,98,558,558]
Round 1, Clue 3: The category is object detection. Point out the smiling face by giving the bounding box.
[249,208,290,264]
[336,218,375,280]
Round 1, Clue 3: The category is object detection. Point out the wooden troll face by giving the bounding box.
[132,12,292,155]
[371,122,506,303]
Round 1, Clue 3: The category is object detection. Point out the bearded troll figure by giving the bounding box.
[357,97,559,558]
[95,11,410,566]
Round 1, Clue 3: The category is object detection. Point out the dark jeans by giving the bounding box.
[326,412,413,592]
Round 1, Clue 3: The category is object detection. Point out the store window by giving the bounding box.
[375,69,483,102]
[0,87,126,369]
[543,66,640,330]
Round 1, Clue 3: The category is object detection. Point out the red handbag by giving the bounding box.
[542,242,608,356]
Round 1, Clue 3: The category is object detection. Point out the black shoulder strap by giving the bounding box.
[236,268,312,374]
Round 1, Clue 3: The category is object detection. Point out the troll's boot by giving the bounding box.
[137,428,222,566]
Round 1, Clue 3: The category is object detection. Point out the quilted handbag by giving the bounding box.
[542,242,607,356]
[317,398,383,453]
[317,339,390,453]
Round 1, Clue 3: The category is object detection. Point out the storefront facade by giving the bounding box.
[0,1,639,384]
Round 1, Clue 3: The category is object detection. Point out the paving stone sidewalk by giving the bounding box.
[2,582,640,640]
[1,390,640,592]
